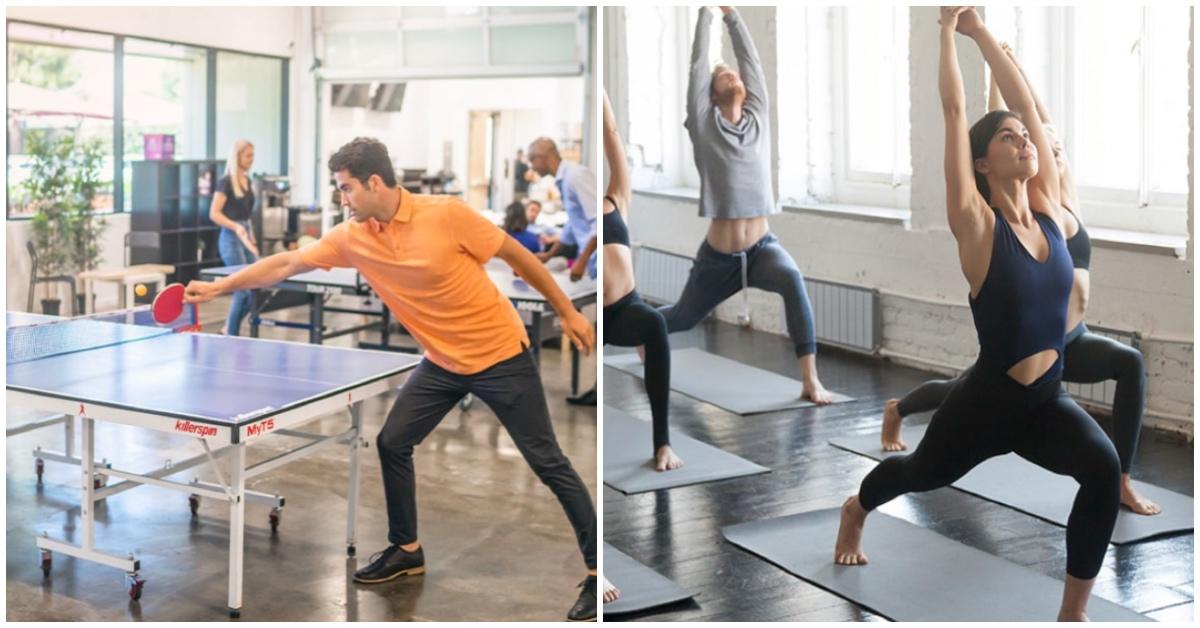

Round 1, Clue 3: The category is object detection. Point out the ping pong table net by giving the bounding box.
[7,306,200,366]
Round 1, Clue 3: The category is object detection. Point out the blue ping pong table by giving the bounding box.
[201,260,598,395]
[6,311,420,617]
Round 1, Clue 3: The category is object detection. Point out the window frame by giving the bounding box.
[994,7,1190,237]
[6,18,290,219]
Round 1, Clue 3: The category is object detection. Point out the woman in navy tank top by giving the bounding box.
[880,41,1158,516]
[834,8,1120,621]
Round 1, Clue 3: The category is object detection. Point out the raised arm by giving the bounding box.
[957,9,1062,218]
[939,7,989,241]
[686,7,716,129]
[602,90,630,218]
[721,7,768,114]
[999,42,1077,211]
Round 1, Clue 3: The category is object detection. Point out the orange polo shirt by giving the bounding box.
[298,188,528,375]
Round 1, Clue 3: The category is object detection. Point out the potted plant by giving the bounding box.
[21,129,107,314]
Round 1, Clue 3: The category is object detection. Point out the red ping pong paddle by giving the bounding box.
[152,283,187,324]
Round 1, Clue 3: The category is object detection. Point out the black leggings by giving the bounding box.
[377,349,596,569]
[862,365,1120,579]
[604,289,671,451]
[897,325,1146,472]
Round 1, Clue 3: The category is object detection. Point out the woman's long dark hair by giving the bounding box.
[968,109,1022,202]
[503,201,529,233]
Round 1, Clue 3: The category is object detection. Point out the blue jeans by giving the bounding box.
[218,224,257,336]
[658,232,817,356]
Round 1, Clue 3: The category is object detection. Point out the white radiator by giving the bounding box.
[634,246,881,353]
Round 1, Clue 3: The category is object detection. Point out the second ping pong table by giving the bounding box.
[201,261,597,395]
[6,311,420,617]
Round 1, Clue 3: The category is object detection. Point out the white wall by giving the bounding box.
[321,77,584,199]
[5,6,297,58]
[618,7,1194,433]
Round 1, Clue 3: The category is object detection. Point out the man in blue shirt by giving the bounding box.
[528,137,598,405]
[528,137,597,281]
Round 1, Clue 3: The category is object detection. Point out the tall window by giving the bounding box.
[623,6,720,191]
[986,6,1191,237]
[122,38,208,210]
[777,6,911,209]
[216,51,283,177]
[6,23,115,216]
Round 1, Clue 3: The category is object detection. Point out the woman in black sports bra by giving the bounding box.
[836,9,1121,621]
[880,40,1158,517]
[601,91,683,476]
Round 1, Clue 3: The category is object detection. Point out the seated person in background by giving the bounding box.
[526,199,543,224]
[504,201,542,254]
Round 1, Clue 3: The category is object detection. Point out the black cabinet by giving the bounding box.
[129,160,225,284]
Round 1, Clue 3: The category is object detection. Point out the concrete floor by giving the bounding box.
[6,298,598,621]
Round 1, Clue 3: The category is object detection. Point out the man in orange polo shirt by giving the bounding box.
[184,138,599,621]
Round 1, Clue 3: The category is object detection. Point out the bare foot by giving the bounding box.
[1059,573,1095,621]
[834,495,869,565]
[802,378,835,405]
[655,445,684,471]
[1121,475,1161,515]
[602,576,620,604]
[881,398,907,451]
[1057,611,1090,622]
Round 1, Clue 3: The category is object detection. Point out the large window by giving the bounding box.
[320,6,586,76]
[216,51,283,176]
[985,6,1191,237]
[776,6,911,209]
[7,23,115,216]
[622,5,720,191]
[122,38,208,210]
[6,20,288,219]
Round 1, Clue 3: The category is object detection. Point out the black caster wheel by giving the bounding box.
[188,494,200,517]
[35,458,45,485]
[229,609,241,618]
[347,544,356,557]
[269,507,281,535]
[40,550,52,578]
[126,574,145,601]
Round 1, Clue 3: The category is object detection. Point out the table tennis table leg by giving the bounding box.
[529,312,542,364]
[227,443,246,618]
[346,403,362,556]
[311,294,324,345]
[81,417,95,552]
[571,343,580,396]
[64,415,75,459]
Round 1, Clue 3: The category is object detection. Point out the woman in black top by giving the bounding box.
[210,139,258,335]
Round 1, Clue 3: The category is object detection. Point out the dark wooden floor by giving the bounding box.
[603,319,1194,622]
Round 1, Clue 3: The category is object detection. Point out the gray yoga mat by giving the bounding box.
[830,424,1194,545]
[604,406,769,494]
[603,543,694,616]
[604,348,853,415]
[723,508,1150,622]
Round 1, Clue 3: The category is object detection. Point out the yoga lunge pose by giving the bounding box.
[664,6,832,404]
[603,91,682,473]
[837,9,1120,621]
[880,39,1158,517]
[186,138,599,621]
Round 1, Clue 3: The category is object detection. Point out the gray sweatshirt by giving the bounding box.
[685,8,777,220]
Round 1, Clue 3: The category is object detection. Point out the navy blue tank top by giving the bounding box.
[1064,207,1091,270]
[603,196,630,247]
[969,209,1074,379]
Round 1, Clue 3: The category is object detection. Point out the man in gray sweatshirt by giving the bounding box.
[659,5,833,404]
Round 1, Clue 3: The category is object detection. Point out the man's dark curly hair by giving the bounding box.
[327,137,397,187]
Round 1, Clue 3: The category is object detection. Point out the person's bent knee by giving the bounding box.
[376,429,417,456]
[1115,345,1145,381]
